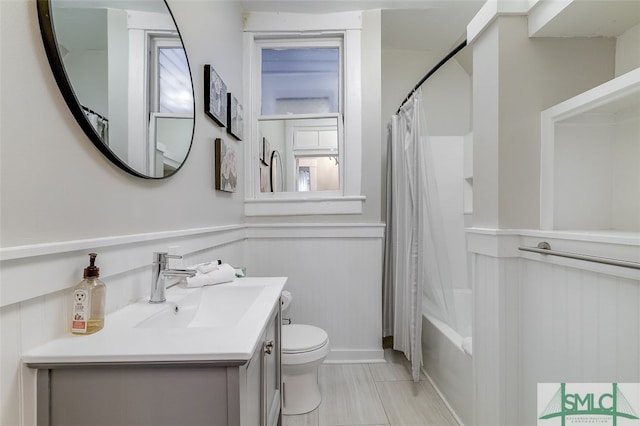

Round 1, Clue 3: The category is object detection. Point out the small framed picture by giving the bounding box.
[215,138,237,192]
[227,93,243,141]
[204,65,227,127]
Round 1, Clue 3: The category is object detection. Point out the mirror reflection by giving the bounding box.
[40,0,195,178]
[259,117,340,193]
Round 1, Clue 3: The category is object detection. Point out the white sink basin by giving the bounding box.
[22,277,287,365]
[136,284,266,329]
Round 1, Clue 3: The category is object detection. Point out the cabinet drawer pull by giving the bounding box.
[264,340,274,355]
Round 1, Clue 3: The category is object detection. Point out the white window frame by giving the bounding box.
[243,12,364,216]
[126,8,178,174]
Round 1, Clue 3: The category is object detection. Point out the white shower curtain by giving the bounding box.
[383,89,456,382]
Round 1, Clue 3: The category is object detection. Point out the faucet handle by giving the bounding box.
[152,252,183,263]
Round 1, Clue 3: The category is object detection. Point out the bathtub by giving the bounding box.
[421,288,473,426]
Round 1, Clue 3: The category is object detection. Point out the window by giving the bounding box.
[261,47,340,115]
[147,35,193,176]
[148,36,193,115]
[256,39,343,195]
[244,12,364,215]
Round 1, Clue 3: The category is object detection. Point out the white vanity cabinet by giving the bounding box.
[31,301,282,426]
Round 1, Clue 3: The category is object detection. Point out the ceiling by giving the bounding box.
[240,0,486,52]
[381,3,484,51]
[529,0,640,38]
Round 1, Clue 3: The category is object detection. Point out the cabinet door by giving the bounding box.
[244,344,262,426]
[263,309,281,426]
[46,366,230,426]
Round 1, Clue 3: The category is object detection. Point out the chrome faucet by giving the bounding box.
[150,252,196,303]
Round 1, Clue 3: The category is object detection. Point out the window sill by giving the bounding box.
[244,195,366,216]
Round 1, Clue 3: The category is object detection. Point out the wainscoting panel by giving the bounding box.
[0,225,247,307]
[468,228,640,426]
[246,223,385,363]
[471,253,520,426]
[518,259,640,424]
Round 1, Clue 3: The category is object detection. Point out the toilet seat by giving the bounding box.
[282,324,328,353]
[282,324,330,365]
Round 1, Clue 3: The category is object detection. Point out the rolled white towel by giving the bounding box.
[461,337,473,356]
[195,260,222,274]
[186,263,235,288]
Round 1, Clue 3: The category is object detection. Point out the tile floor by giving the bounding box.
[282,349,459,426]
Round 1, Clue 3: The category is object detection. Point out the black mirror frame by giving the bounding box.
[36,0,196,179]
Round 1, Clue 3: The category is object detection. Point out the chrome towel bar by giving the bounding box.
[518,242,640,270]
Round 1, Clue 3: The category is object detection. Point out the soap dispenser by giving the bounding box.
[71,253,106,335]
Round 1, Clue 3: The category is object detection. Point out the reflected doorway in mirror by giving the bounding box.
[215,138,237,192]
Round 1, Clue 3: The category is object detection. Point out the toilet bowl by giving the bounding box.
[281,323,330,415]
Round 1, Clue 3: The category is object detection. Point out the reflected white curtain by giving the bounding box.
[383,89,456,382]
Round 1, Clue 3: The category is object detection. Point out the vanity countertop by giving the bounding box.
[23,277,286,367]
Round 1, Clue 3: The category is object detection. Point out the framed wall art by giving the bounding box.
[204,65,227,126]
[215,138,237,192]
[227,93,243,141]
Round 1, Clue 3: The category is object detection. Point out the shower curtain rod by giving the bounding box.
[395,40,468,115]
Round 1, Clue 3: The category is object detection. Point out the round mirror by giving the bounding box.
[37,0,195,179]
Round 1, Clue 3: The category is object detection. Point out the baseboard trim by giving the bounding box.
[422,367,466,426]
[324,349,385,364]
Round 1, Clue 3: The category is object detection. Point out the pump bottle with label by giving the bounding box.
[71,253,106,334]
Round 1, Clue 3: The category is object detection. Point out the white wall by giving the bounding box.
[381,49,471,137]
[360,10,383,223]
[472,16,616,229]
[616,22,640,77]
[0,0,245,249]
[553,115,640,232]
[422,60,472,136]
[381,49,440,132]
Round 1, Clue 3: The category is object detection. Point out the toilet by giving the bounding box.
[281,293,330,415]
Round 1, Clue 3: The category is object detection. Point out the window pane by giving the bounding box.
[261,48,339,115]
[158,47,193,114]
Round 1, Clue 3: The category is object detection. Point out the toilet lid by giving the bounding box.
[282,324,328,353]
